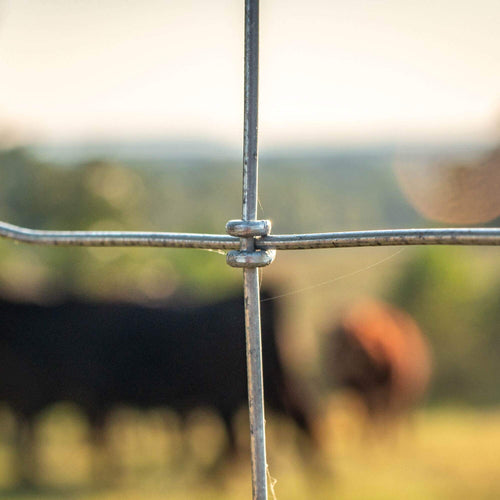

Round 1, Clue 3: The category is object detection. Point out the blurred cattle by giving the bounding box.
[327,300,432,422]
[0,291,314,483]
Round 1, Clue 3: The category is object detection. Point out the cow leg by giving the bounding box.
[220,410,238,459]
[290,401,315,444]
[174,410,238,470]
[88,413,118,484]
[15,415,37,487]
[278,384,319,454]
[199,410,239,475]
[166,411,192,470]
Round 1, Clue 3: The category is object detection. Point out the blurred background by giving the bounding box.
[1,0,500,498]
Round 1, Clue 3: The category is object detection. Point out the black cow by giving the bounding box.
[0,290,314,482]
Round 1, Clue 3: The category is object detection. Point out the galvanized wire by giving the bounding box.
[242,0,259,224]
[2,221,500,250]
[259,227,500,249]
[0,220,237,249]
[240,1,268,500]
[0,1,497,499]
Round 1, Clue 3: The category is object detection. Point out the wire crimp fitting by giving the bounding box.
[225,219,276,268]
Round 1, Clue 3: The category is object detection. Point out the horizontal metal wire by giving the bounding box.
[1,220,500,250]
[259,228,500,249]
[0,220,238,249]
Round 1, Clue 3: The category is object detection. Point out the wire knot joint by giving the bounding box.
[225,219,276,268]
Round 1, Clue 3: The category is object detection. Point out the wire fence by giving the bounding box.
[1,1,500,499]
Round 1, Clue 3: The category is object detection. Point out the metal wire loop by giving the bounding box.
[226,248,276,268]
[226,219,275,268]
[226,219,271,238]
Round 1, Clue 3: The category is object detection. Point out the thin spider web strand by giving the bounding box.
[260,248,406,303]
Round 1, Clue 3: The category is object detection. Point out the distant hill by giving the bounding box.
[28,138,491,167]
[30,138,240,165]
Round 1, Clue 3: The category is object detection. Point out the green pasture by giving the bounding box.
[1,147,500,499]
[0,405,499,499]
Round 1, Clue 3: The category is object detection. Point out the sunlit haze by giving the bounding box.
[0,0,499,147]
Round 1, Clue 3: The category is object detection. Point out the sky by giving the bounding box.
[0,0,499,147]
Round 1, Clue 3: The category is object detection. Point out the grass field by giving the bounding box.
[1,246,499,500]
[0,404,499,500]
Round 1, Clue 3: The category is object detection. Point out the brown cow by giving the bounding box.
[327,300,432,422]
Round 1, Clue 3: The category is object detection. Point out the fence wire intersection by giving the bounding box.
[1,220,500,250]
[1,1,500,499]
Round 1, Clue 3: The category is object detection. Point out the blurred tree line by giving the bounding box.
[0,145,419,302]
[389,247,500,405]
[2,145,500,404]
[0,147,242,301]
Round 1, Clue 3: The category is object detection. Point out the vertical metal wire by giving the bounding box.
[242,0,259,225]
[242,1,268,499]
[243,269,267,500]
